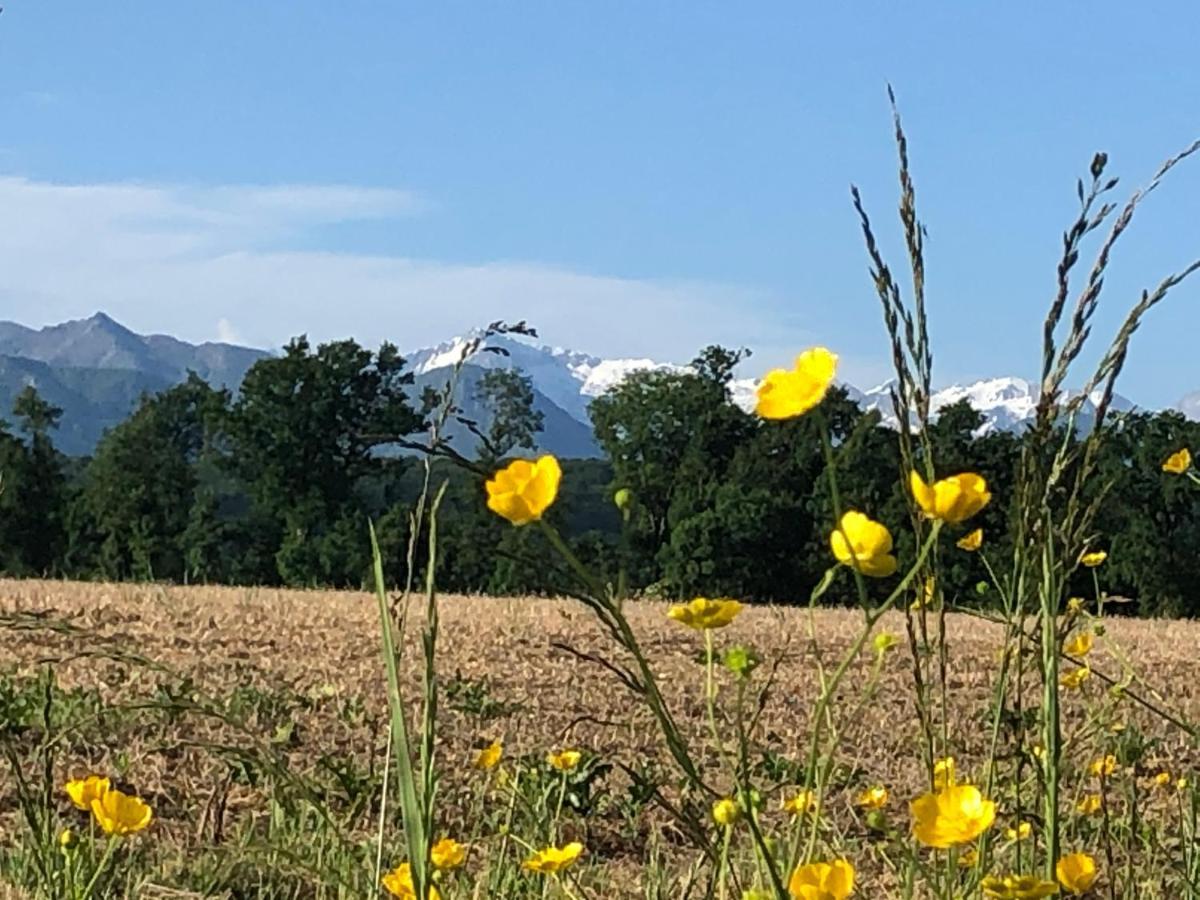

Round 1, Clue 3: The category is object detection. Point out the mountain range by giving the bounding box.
[0,312,1186,457]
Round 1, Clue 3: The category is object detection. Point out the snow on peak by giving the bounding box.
[408,333,1139,433]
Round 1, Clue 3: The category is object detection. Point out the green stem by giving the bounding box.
[77,835,119,900]
[793,521,943,869]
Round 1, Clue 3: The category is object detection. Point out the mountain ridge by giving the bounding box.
[0,313,1187,456]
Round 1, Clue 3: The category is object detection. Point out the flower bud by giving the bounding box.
[613,488,633,511]
[59,828,78,851]
[866,810,889,831]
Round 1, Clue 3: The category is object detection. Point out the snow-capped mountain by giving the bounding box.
[1178,390,1200,421]
[409,331,687,425]
[411,332,1143,444]
[858,377,1134,435]
[0,313,1175,458]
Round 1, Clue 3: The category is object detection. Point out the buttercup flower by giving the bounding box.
[474,738,503,770]
[787,859,855,900]
[981,874,1060,899]
[932,757,956,791]
[1163,448,1192,474]
[755,347,838,420]
[485,456,561,525]
[1056,853,1098,896]
[857,786,889,810]
[523,842,584,874]
[667,597,744,630]
[90,788,152,836]
[547,749,582,772]
[712,797,742,826]
[911,784,996,848]
[873,631,898,654]
[957,528,984,551]
[1178,777,1191,791]
[1079,550,1107,568]
[430,837,466,870]
[1089,755,1118,779]
[830,511,897,577]
[1005,821,1033,841]
[65,775,110,811]
[782,790,819,817]
[382,862,441,900]
[910,471,992,524]
[1064,632,1093,657]
[1153,771,1171,788]
[1076,794,1102,816]
[910,576,937,611]
[1060,667,1090,690]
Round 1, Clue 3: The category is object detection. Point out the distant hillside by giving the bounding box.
[0,313,268,455]
[0,312,1187,459]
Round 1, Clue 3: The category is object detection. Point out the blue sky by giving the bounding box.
[1,2,1199,405]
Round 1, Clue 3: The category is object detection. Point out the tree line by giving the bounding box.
[1,336,1198,616]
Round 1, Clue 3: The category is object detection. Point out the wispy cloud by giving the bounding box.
[0,176,807,371]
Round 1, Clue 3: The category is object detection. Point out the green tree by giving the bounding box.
[227,336,422,586]
[472,368,545,461]
[590,346,754,591]
[76,375,229,581]
[6,387,68,575]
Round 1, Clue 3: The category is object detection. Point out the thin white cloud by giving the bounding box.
[0,175,813,373]
[215,317,243,344]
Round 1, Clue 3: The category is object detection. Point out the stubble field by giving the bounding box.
[3,578,1200,896]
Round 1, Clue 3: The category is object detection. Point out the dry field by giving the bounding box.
[4,578,1200,895]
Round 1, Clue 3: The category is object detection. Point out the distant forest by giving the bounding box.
[2,335,1198,617]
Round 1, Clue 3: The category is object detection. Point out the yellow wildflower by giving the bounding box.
[1060,667,1090,690]
[1005,821,1033,841]
[1177,777,1191,791]
[712,797,742,826]
[523,842,584,874]
[1089,755,1118,779]
[546,749,582,772]
[872,631,898,654]
[1067,597,1086,614]
[910,576,937,610]
[64,775,110,811]
[430,837,466,870]
[910,784,996,848]
[382,862,441,900]
[782,790,819,816]
[485,455,561,525]
[981,874,1060,899]
[474,738,503,770]
[1153,771,1171,788]
[755,348,838,420]
[90,788,152,836]
[786,859,855,900]
[1163,448,1192,474]
[667,597,744,630]
[829,510,897,578]
[1063,632,1093,658]
[1056,852,1098,896]
[932,757,956,791]
[857,786,889,810]
[910,471,992,524]
[1079,550,1107,568]
[1076,794,1102,816]
[58,828,77,851]
[957,528,984,551]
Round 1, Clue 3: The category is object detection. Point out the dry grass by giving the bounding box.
[3,578,1200,893]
